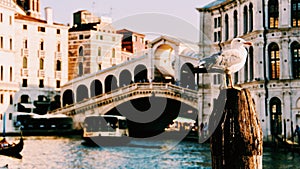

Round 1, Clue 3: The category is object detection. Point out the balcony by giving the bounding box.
[38,50,45,58]
[55,71,61,79]
[21,68,28,77]
[38,70,45,78]
[55,52,62,60]
[21,48,28,56]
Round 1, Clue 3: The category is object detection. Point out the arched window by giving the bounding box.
[98,47,101,56]
[40,40,44,50]
[23,57,27,68]
[269,43,280,80]
[270,97,282,136]
[79,46,83,56]
[249,3,254,32]
[112,48,115,58]
[291,42,300,78]
[268,0,279,28]
[243,6,248,34]
[39,58,44,70]
[292,0,300,27]
[56,60,61,71]
[225,14,229,40]
[234,10,238,38]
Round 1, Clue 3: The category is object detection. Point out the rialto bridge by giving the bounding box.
[50,36,204,137]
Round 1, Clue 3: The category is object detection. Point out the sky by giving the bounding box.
[40,0,215,42]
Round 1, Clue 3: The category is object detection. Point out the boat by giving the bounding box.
[0,113,23,158]
[164,117,198,140]
[82,115,130,146]
[0,136,23,158]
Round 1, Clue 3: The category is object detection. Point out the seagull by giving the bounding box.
[198,38,253,89]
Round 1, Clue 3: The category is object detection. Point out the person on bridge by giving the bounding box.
[294,125,300,144]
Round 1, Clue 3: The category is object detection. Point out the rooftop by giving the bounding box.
[203,0,227,8]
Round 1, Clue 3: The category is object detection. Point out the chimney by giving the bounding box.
[45,7,53,25]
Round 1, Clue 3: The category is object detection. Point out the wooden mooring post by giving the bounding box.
[209,88,263,169]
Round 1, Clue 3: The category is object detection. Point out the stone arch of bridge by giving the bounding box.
[180,62,196,90]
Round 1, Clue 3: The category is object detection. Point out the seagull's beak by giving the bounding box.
[243,41,253,46]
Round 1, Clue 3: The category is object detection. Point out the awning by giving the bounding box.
[20,103,36,109]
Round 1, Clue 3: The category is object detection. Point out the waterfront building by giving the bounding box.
[197,0,300,141]
[0,0,68,134]
[117,29,146,61]
[68,10,123,80]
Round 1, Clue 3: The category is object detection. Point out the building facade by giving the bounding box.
[68,10,123,80]
[198,0,300,141]
[0,0,68,117]
[117,29,146,61]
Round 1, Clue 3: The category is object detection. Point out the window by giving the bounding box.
[40,40,44,50]
[0,36,3,48]
[57,29,60,34]
[244,48,249,82]
[9,95,13,105]
[79,34,84,39]
[78,62,83,76]
[112,48,116,58]
[0,66,3,81]
[98,64,102,70]
[57,42,61,52]
[9,67,12,82]
[0,94,3,104]
[140,37,144,44]
[99,35,103,40]
[39,79,44,88]
[79,46,83,56]
[23,24,27,30]
[133,35,137,42]
[56,60,61,71]
[225,14,229,40]
[234,10,238,38]
[9,16,12,25]
[249,47,254,81]
[98,47,101,56]
[214,17,221,28]
[269,43,280,80]
[23,57,27,68]
[112,37,115,41]
[243,6,248,34]
[9,38,12,50]
[292,0,300,27]
[0,13,2,22]
[24,39,28,49]
[249,3,254,32]
[22,79,28,87]
[56,80,60,88]
[38,26,45,32]
[40,58,44,70]
[291,42,300,78]
[269,0,279,28]
[270,97,282,135]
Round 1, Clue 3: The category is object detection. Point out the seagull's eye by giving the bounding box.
[237,40,241,42]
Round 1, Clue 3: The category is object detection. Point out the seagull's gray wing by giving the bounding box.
[198,51,222,69]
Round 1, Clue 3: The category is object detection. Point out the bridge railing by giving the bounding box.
[49,82,198,115]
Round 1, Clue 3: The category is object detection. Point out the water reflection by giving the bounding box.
[0,136,299,169]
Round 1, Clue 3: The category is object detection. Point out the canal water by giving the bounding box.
[1,136,300,169]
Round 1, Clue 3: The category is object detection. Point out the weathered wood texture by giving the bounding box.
[210,89,263,169]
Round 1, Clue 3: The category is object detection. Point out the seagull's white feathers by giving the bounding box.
[199,38,252,74]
